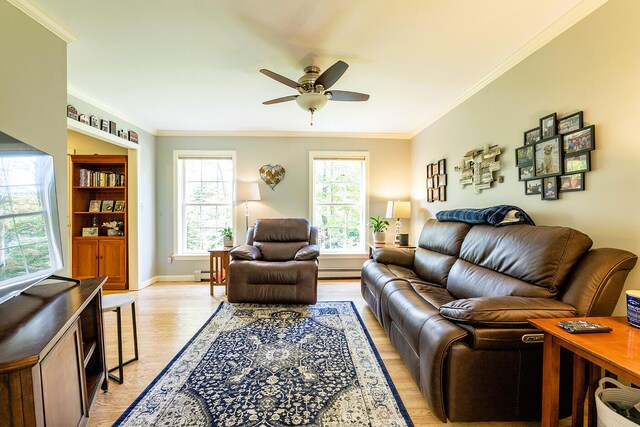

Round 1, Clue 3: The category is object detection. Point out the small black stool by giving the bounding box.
[102,293,139,383]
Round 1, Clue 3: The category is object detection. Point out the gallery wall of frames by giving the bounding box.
[516,111,594,200]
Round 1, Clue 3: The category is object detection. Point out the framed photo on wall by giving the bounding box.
[524,127,541,145]
[542,177,558,200]
[559,173,585,192]
[519,165,535,181]
[558,111,583,135]
[515,145,534,167]
[540,113,557,139]
[525,179,542,195]
[563,125,595,154]
[564,152,591,173]
[534,136,562,178]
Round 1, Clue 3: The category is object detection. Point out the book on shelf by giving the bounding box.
[78,169,125,187]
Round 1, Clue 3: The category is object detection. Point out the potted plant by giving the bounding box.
[369,216,389,243]
[102,220,120,236]
[221,227,234,247]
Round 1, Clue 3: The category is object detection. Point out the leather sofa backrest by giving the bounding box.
[447,224,593,299]
[248,218,315,261]
[414,219,472,286]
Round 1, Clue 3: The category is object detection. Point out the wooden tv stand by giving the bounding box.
[0,277,108,426]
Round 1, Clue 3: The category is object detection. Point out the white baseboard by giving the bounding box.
[138,276,159,289]
[155,275,196,282]
[318,269,361,279]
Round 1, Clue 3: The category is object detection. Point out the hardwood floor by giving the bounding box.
[91,280,548,427]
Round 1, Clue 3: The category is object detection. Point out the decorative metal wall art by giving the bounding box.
[259,164,286,190]
[454,145,502,194]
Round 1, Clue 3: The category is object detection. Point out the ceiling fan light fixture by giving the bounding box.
[295,92,328,112]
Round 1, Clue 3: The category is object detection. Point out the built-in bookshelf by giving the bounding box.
[71,155,128,290]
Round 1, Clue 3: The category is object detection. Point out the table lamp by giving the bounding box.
[386,200,411,246]
[236,182,261,230]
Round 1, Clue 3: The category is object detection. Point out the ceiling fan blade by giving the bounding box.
[262,95,298,105]
[259,69,299,89]
[327,90,370,102]
[315,60,348,90]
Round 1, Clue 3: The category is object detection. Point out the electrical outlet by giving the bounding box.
[167,256,173,264]
[498,176,505,183]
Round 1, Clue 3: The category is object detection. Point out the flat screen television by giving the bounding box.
[0,130,63,305]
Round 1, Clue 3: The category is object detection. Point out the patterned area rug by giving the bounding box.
[115,302,412,427]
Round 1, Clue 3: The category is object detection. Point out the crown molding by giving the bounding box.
[8,0,79,43]
[68,86,158,135]
[156,130,411,140]
[408,0,609,139]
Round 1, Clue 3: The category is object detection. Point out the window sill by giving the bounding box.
[319,252,368,259]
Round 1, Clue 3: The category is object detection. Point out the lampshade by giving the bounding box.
[386,201,411,218]
[236,182,261,201]
[296,92,328,112]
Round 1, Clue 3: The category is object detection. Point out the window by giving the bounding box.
[310,152,368,253]
[174,151,235,254]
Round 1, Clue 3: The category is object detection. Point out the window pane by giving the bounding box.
[318,156,363,252]
[178,155,234,253]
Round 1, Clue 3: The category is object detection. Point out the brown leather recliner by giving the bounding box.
[228,218,319,304]
[361,219,637,422]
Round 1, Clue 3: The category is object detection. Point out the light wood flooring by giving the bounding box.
[91,280,551,427]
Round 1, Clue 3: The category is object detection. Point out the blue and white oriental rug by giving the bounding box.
[114,302,412,426]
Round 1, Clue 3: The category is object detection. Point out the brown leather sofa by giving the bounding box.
[361,219,637,422]
[228,218,319,304]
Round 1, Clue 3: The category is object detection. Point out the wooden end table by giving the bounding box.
[529,316,640,427]
[367,241,416,258]
[208,247,235,296]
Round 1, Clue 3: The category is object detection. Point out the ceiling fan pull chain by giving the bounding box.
[310,108,315,126]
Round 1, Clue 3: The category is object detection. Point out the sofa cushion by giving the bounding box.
[255,241,308,261]
[372,247,414,268]
[253,218,310,242]
[414,220,471,286]
[410,282,456,308]
[449,224,592,298]
[230,245,262,260]
[294,244,320,260]
[439,296,578,326]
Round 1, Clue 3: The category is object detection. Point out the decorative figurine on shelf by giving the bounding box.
[102,221,120,236]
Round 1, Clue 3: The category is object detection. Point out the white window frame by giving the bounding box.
[309,151,369,255]
[173,150,236,258]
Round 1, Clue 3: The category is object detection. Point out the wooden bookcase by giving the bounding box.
[71,155,128,290]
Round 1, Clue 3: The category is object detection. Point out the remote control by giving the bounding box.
[558,320,612,334]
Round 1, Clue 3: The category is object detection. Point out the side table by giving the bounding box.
[529,316,640,427]
[367,241,416,258]
[208,247,235,296]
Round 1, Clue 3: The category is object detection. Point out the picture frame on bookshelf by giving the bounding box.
[540,113,557,139]
[101,200,114,212]
[128,131,139,143]
[101,119,109,132]
[109,121,117,135]
[90,116,99,128]
[558,111,583,135]
[88,200,101,212]
[82,227,99,237]
[114,200,125,212]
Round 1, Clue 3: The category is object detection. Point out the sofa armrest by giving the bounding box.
[372,248,415,268]
[230,245,262,260]
[294,244,320,260]
[439,296,578,327]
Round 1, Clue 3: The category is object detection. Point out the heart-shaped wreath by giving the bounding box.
[259,164,286,190]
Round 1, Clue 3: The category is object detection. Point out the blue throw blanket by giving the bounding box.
[435,205,535,226]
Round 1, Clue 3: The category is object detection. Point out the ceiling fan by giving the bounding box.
[260,60,370,125]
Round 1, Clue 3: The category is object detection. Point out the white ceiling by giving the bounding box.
[26,0,601,136]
